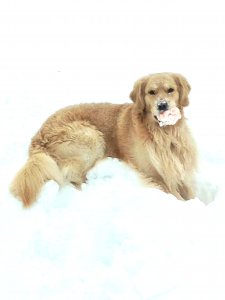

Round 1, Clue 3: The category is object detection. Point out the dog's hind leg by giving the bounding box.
[60,158,88,190]
[47,121,106,189]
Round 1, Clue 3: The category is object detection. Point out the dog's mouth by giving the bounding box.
[154,115,164,127]
[154,115,160,122]
[154,114,164,127]
[154,112,165,122]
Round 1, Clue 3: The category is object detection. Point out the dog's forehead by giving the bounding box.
[145,75,176,90]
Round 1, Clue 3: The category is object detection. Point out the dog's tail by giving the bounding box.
[9,153,63,207]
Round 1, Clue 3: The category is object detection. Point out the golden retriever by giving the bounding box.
[10,73,198,207]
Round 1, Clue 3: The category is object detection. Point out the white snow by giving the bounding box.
[1,0,225,299]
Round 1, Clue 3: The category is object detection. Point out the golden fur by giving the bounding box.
[10,73,198,207]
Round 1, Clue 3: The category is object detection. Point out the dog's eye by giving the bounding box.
[149,90,155,95]
[168,88,174,93]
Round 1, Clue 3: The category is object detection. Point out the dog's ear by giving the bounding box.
[171,73,191,107]
[129,76,148,112]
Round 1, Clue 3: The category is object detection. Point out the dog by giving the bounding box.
[10,72,198,207]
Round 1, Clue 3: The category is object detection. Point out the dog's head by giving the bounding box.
[130,73,191,123]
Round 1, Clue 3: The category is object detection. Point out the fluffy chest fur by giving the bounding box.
[127,112,198,194]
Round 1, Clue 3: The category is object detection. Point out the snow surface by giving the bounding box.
[1,0,225,299]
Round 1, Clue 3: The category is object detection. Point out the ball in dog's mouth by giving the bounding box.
[155,107,181,127]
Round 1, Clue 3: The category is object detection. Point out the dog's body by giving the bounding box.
[10,73,198,207]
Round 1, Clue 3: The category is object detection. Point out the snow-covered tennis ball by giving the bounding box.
[157,107,181,127]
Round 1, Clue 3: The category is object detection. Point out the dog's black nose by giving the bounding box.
[157,100,169,112]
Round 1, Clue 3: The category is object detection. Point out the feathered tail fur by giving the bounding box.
[9,153,63,207]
